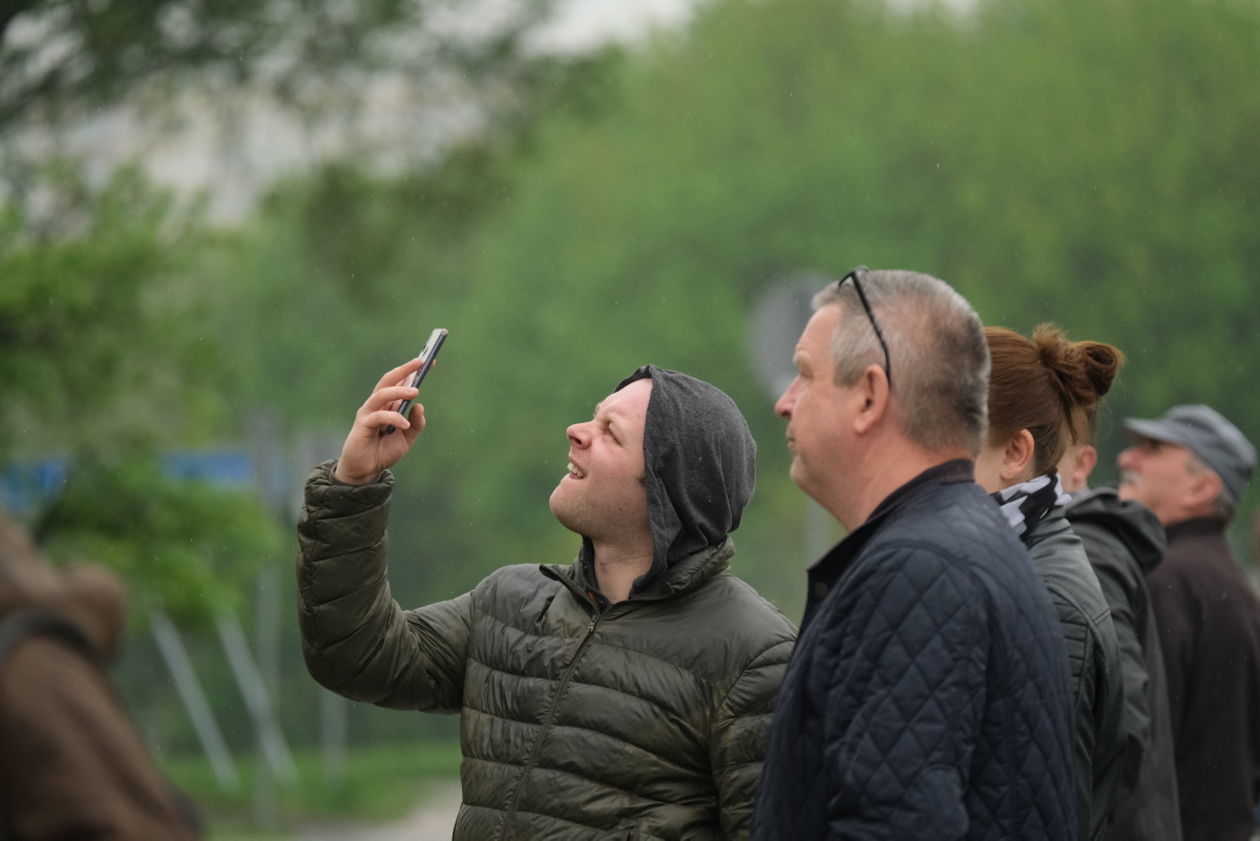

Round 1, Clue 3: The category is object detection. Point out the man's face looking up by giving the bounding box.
[1117,436,1202,525]
[549,378,652,544]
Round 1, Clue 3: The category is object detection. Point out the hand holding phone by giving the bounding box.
[381,328,448,436]
[333,329,449,485]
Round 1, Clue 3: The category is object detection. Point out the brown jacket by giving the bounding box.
[1147,517,1260,841]
[0,514,199,841]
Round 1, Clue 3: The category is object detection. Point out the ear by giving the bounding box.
[1184,468,1224,514]
[1000,429,1037,484]
[852,364,891,435]
[1077,444,1098,480]
[1059,444,1098,491]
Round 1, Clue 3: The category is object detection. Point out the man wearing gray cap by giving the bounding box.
[1117,404,1260,841]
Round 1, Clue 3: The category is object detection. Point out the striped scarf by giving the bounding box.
[990,472,1072,541]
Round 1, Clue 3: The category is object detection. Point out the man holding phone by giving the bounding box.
[296,353,795,840]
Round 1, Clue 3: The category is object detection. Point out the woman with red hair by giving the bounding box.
[975,324,1128,841]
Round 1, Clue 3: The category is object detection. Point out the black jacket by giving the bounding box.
[1067,488,1180,841]
[1147,517,1260,841]
[1022,504,1127,841]
[751,461,1076,841]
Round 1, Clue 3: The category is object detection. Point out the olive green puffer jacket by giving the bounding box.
[297,463,796,840]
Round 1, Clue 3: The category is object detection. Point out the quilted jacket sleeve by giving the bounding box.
[711,636,796,839]
[824,542,989,840]
[296,461,470,712]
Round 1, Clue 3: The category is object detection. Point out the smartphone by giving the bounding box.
[381,328,448,435]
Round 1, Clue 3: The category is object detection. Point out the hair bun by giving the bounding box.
[1033,323,1125,405]
[983,323,1126,474]
[1082,342,1124,397]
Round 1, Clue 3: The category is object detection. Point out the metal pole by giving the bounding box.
[215,610,298,786]
[248,412,289,823]
[150,611,240,792]
[320,689,348,791]
[255,566,283,825]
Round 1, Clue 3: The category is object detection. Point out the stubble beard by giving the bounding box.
[548,483,582,533]
[549,482,651,546]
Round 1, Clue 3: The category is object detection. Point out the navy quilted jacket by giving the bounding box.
[752,460,1077,840]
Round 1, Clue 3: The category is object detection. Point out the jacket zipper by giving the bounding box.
[499,606,606,840]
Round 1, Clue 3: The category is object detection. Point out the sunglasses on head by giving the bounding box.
[836,266,892,388]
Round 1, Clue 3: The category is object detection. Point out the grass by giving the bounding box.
[163,739,462,840]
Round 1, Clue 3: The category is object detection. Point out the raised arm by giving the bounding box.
[296,357,469,711]
[297,462,471,711]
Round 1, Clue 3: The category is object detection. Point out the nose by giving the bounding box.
[567,422,591,448]
[1116,446,1137,471]
[774,378,798,419]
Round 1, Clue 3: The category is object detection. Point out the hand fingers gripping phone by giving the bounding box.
[382,328,448,435]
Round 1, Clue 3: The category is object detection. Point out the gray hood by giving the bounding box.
[1066,486,1167,574]
[580,365,756,595]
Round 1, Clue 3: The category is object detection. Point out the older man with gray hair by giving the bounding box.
[1117,404,1260,841]
[751,267,1076,841]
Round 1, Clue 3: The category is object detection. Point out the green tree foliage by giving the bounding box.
[0,164,221,458]
[397,0,1260,601]
[167,0,1260,621]
[188,44,628,605]
[16,0,1257,756]
[1,0,609,625]
[32,450,283,623]
[0,166,283,621]
[192,147,534,606]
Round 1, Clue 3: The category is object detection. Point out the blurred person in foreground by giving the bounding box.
[1058,374,1181,841]
[1116,404,1260,841]
[751,268,1075,840]
[297,361,795,840]
[973,325,1127,840]
[0,513,200,841]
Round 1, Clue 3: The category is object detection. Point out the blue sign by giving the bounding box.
[163,451,255,486]
[0,457,69,515]
[0,450,256,514]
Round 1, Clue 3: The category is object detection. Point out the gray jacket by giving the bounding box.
[1024,506,1127,841]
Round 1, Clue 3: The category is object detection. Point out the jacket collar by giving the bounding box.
[866,458,975,524]
[1022,504,1073,551]
[803,459,974,626]
[541,537,734,612]
[1164,516,1227,542]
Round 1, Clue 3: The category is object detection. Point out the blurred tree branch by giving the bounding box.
[0,0,563,136]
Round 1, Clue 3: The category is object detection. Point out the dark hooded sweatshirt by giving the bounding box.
[297,365,796,841]
[1066,487,1181,841]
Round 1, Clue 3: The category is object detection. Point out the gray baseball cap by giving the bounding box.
[1124,404,1256,508]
